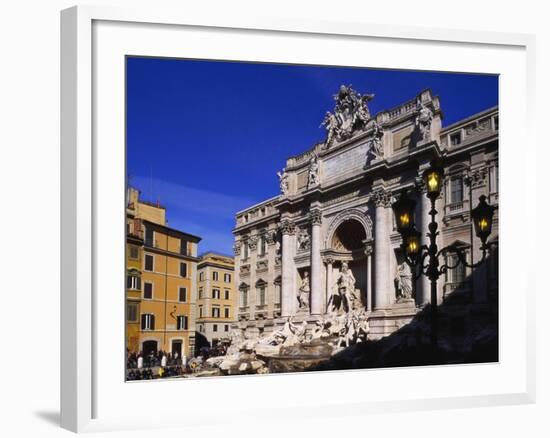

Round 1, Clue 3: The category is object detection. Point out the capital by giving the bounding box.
[310,209,322,225]
[324,256,334,266]
[280,220,296,236]
[371,189,391,207]
[364,245,374,257]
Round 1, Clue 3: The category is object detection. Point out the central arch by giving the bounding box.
[324,208,373,250]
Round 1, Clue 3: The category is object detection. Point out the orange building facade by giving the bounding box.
[126,188,201,359]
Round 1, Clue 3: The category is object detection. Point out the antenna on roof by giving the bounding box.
[149,165,154,204]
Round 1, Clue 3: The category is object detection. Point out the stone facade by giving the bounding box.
[233,87,498,340]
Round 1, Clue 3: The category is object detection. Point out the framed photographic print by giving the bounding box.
[61,5,536,433]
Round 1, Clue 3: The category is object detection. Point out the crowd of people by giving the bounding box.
[126,349,190,381]
[125,344,229,381]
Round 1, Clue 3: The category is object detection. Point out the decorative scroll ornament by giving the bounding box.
[297,228,311,252]
[248,235,258,250]
[321,85,375,147]
[265,230,276,245]
[465,168,488,188]
[233,241,241,256]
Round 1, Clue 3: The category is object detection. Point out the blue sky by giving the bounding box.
[127,57,498,255]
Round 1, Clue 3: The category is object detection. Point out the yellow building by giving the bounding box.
[126,187,201,359]
[196,252,237,349]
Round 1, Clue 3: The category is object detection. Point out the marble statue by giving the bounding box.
[367,121,384,160]
[395,262,413,302]
[327,261,357,314]
[415,101,433,142]
[320,111,338,147]
[277,169,289,195]
[298,271,310,309]
[307,156,320,188]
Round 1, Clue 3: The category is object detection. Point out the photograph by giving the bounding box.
[124,57,499,380]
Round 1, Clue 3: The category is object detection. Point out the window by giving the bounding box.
[224,307,230,318]
[180,238,188,256]
[224,273,231,283]
[450,132,462,146]
[126,274,141,291]
[224,324,229,332]
[178,287,187,302]
[127,303,138,322]
[141,313,155,330]
[447,255,466,284]
[256,285,266,306]
[213,324,218,332]
[180,262,187,278]
[144,254,154,271]
[144,227,154,247]
[212,271,219,281]
[240,288,248,307]
[274,280,281,304]
[198,287,203,299]
[450,177,464,205]
[212,307,220,318]
[176,315,188,330]
[199,271,205,281]
[199,324,204,333]
[224,289,230,300]
[128,245,139,260]
[259,235,266,256]
[143,282,153,299]
[199,306,203,318]
[212,288,220,299]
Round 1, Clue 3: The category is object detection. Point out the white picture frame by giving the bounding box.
[60,5,536,433]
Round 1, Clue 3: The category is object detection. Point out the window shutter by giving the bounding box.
[141,314,146,330]
[127,275,132,289]
[151,314,155,330]
[137,277,141,290]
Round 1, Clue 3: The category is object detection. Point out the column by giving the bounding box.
[325,258,333,310]
[373,189,392,310]
[365,245,373,311]
[419,191,431,306]
[281,220,296,317]
[310,209,323,315]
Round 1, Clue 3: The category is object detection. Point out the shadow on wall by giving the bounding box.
[308,252,498,371]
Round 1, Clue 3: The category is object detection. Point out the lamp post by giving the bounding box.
[392,162,496,350]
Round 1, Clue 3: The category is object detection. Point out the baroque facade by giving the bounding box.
[233,86,498,340]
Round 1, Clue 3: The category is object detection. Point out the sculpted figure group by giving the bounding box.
[321,84,375,147]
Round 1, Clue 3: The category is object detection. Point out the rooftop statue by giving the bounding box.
[321,85,375,148]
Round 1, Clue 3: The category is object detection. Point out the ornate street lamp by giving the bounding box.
[471,195,496,247]
[423,162,444,200]
[392,192,416,234]
[393,162,496,350]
